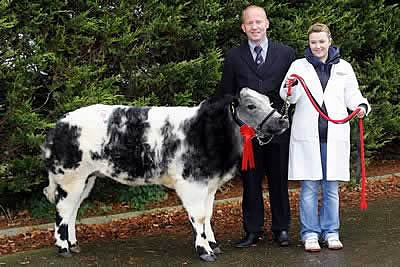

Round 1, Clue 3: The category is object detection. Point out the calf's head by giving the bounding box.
[234,88,289,137]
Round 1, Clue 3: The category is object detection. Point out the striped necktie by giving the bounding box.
[254,46,264,67]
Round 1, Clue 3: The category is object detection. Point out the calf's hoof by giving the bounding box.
[70,244,81,253]
[197,245,217,262]
[212,246,222,255]
[209,241,222,255]
[57,248,72,258]
[199,253,217,262]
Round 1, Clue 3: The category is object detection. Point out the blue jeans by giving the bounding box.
[300,142,340,241]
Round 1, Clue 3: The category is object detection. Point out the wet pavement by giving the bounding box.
[1,197,399,266]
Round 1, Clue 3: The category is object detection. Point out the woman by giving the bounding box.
[279,23,370,252]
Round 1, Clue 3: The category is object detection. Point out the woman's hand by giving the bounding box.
[284,78,298,88]
[357,106,366,118]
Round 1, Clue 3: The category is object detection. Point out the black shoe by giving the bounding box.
[233,232,263,248]
[273,230,290,247]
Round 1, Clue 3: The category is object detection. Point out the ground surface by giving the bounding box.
[0,159,399,256]
[2,197,400,266]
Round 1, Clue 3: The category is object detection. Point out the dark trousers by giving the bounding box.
[241,138,291,234]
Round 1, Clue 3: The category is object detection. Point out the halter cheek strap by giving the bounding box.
[230,102,277,143]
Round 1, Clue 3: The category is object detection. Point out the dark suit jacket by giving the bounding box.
[219,39,296,143]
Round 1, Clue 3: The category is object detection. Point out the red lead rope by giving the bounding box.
[287,73,367,210]
[359,119,367,210]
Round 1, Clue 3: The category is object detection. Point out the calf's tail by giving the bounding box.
[41,128,57,204]
[43,179,57,204]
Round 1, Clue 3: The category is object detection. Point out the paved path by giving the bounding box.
[1,197,399,266]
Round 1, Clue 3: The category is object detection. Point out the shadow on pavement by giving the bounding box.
[1,198,399,266]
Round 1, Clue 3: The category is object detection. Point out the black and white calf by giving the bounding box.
[42,88,289,261]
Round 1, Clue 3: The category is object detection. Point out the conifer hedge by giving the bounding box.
[1,0,399,203]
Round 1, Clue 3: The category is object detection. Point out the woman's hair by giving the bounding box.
[307,23,332,40]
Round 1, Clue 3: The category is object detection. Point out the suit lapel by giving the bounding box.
[258,40,278,75]
[239,43,261,76]
[260,40,273,71]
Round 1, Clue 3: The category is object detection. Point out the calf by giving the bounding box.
[42,88,289,261]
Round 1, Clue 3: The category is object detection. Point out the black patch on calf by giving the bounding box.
[190,219,197,240]
[58,224,69,241]
[56,211,62,226]
[90,151,102,160]
[43,122,82,174]
[103,107,157,179]
[58,247,69,255]
[201,232,207,239]
[209,241,218,249]
[196,245,208,256]
[182,95,239,181]
[55,185,67,204]
[85,174,96,185]
[159,120,180,175]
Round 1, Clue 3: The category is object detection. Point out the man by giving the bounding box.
[219,5,296,248]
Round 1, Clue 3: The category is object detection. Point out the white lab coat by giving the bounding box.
[280,58,371,181]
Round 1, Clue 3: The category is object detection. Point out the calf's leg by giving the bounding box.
[54,178,86,257]
[176,182,216,262]
[68,176,97,253]
[204,188,222,254]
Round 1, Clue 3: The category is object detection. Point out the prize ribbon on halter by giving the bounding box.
[240,125,255,170]
[288,73,368,210]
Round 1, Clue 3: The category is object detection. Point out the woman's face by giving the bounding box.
[308,32,331,63]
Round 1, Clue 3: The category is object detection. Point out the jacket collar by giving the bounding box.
[305,46,340,67]
[248,38,269,60]
[240,39,274,75]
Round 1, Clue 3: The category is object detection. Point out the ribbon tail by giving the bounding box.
[241,140,249,170]
[241,137,255,170]
[240,125,256,171]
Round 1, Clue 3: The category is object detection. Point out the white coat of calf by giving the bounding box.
[42,88,289,262]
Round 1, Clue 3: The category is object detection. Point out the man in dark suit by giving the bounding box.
[219,5,296,248]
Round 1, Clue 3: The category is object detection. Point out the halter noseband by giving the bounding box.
[230,102,276,145]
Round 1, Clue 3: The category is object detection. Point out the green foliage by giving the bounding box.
[29,195,56,220]
[0,0,399,207]
[131,50,222,105]
[116,185,167,211]
[77,202,98,220]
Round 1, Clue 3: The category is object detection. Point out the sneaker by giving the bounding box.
[303,237,321,252]
[326,237,343,250]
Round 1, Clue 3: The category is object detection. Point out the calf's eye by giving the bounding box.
[247,104,256,110]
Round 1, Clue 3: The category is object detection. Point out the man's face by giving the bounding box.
[241,7,269,43]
